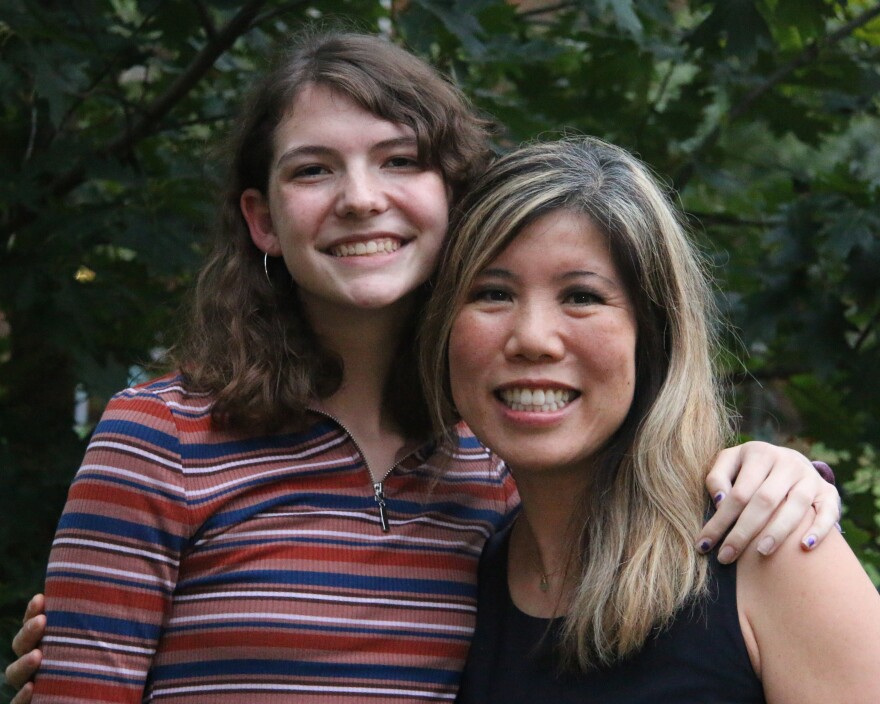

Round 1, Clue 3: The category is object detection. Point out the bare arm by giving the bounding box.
[697,442,840,563]
[737,511,880,704]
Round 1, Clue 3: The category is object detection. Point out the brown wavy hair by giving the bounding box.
[173,28,494,435]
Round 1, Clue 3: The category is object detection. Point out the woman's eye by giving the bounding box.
[472,288,512,303]
[565,290,602,305]
[385,155,420,169]
[292,164,330,178]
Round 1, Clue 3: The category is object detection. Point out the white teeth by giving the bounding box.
[499,388,574,412]
[331,238,401,257]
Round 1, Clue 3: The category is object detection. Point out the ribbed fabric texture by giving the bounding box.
[34,374,518,703]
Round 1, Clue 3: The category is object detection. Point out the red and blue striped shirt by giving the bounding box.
[34,374,519,702]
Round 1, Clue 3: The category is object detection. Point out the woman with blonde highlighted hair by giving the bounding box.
[422,136,880,702]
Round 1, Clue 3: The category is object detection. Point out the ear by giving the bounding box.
[241,188,282,256]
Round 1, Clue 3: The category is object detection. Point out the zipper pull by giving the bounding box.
[373,481,390,532]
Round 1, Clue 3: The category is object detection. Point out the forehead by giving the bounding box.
[489,210,613,268]
[274,83,414,153]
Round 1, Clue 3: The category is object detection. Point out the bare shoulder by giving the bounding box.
[736,511,880,704]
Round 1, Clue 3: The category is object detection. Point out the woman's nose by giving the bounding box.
[335,167,388,218]
[503,303,565,362]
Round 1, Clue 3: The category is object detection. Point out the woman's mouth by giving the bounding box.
[329,237,402,258]
[497,387,578,412]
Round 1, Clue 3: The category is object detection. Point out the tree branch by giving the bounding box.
[106,0,268,155]
[853,307,880,353]
[517,2,578,18]
[192,0,219,42]
[673,4,880,190]
[2,0,269,243]
[684,209,780,228]
[59,3,163,139]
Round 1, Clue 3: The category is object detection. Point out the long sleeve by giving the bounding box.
[31,386,520,703]
[33,386,190,703]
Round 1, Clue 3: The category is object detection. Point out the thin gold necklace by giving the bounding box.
[539,567,564,592]
[519,519,564,593]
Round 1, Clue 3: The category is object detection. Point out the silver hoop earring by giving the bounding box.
[263,253,271,285]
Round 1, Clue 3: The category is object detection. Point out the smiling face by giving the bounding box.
[448,209,638,482]
[241,83,450,318]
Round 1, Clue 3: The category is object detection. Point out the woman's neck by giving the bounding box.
[303,295,418,478]
[507,467,589,618]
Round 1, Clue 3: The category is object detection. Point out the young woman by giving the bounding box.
[421,136,880,703]
[9,31,839,704]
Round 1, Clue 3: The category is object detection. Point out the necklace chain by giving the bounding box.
[520,519,563,593]
[538,565,564,592]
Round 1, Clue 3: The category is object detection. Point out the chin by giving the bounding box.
[351,285,422,311]
[499,442,598,480]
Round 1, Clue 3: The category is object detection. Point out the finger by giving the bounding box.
[22,594,45,624]
[712,474,791,563]
[742,477,819,556]
[717,470,841,561]
[4,649,42,690]
[705,441,783,511]
[11,615,46,658]
[697,453,772,555]
[799,483,843,551]
[704,445,751,506]
[9,681,34,704]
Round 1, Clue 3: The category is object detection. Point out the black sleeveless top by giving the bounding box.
[456,525,765,703]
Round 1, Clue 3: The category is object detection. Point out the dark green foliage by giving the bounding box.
[1,0,878,690]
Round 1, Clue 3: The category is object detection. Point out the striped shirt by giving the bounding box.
[34,374,519,703]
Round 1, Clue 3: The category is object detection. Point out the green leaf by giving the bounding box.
[688,0,773,63]
[765,0,830,45]
[820,203,879,258]
[409,0,488,57]
[597,0,643,35]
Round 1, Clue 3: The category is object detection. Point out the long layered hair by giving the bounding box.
[174,29,494,435]
[421,136,733,669]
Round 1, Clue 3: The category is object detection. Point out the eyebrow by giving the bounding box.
[560,270,620,287]
[275,137,419,170]
[477,268,619,287]
[476,268,515,280]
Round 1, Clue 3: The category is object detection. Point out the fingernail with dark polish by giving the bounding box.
[803,534,817,550]
[698,539,711,553]
[714,492,725,505]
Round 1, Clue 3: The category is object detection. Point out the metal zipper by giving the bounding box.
[372,481,390,532]
[307,408,416,534]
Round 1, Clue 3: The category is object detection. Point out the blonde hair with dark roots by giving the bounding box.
[173,28,494,434]
[420,136,733,669]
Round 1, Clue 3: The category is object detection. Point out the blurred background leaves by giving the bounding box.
[1,0,878,689]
